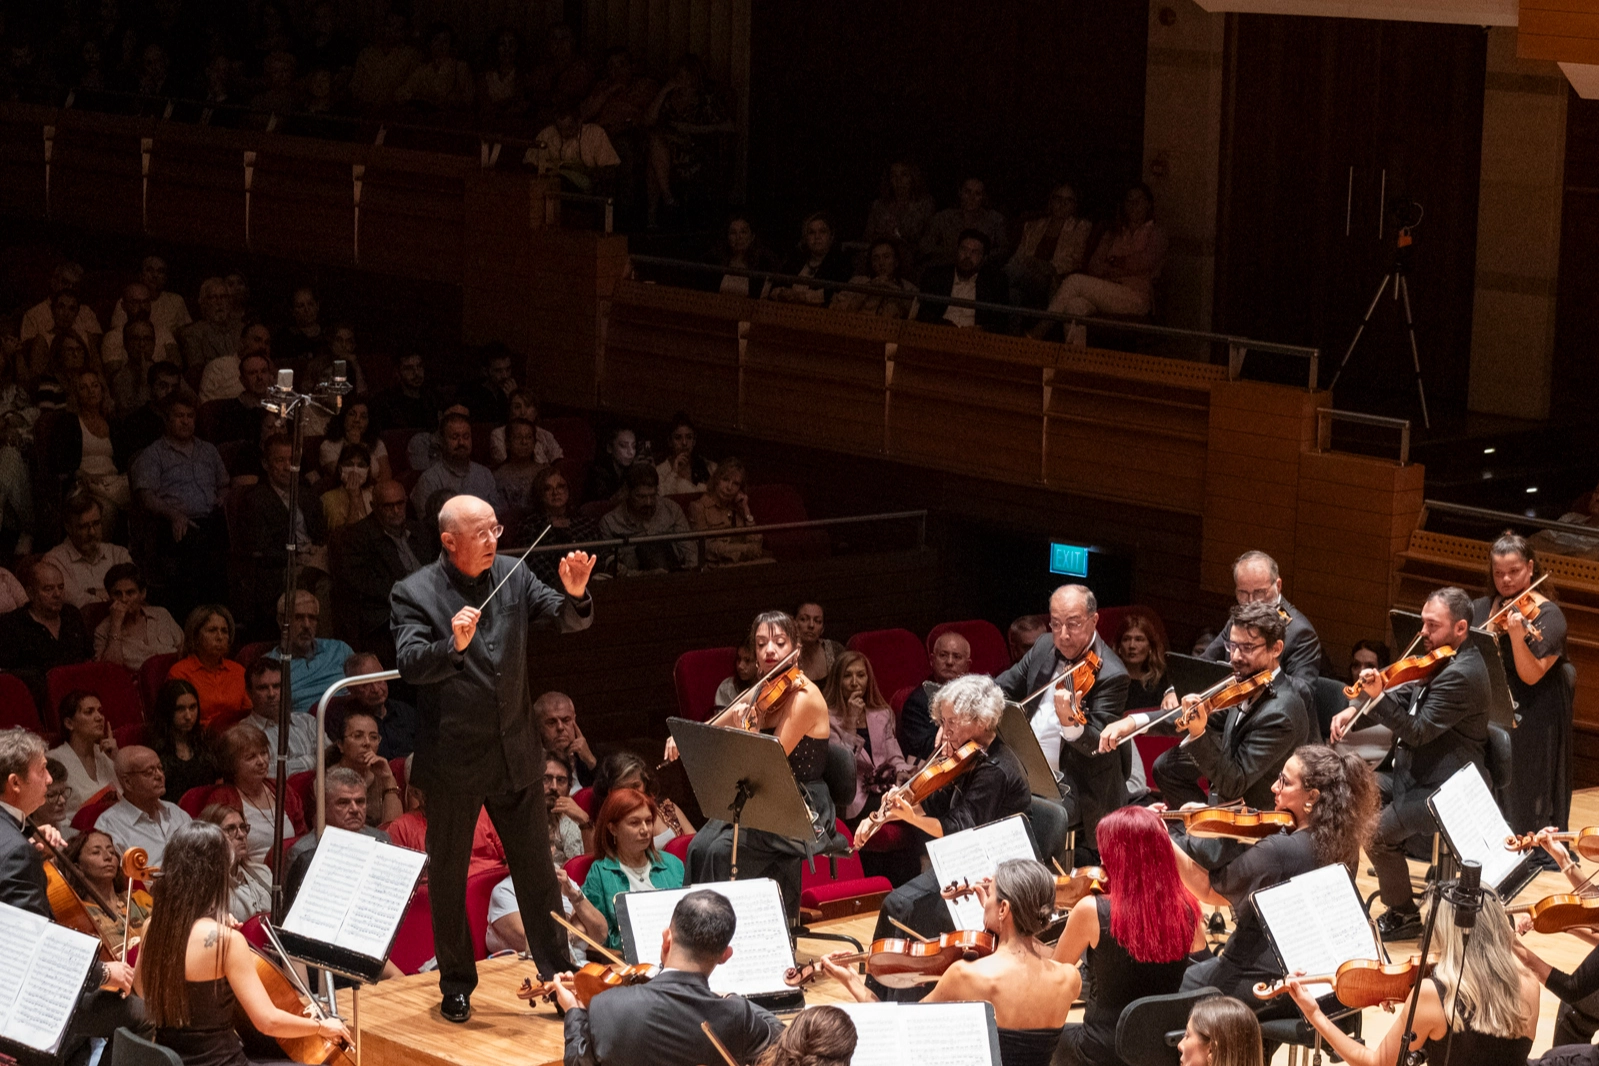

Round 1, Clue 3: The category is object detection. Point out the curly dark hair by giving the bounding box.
[1296,744,1378,870]
[755,1004,856,1066]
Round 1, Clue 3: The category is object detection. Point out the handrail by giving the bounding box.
[625,254,1323,388]
[312,670,403,837]
[1424,500,1593,537]
[1315,408,1411,465]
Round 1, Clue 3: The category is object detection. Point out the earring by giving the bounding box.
[1304,801,1314,811]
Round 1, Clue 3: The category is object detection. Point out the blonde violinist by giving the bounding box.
[676,611,841,920]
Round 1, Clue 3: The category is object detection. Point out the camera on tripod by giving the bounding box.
[1387,198,1424,250]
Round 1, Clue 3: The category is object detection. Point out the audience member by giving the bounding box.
[395,23,475,111]
[488,389,562,466]
[302,322,368,407]
[337,652,417,758]
[371,350,443,433]
[381,765,509,883]
[542,753,588,864]
[688,457,766,565]
[211,720,309,864]
[321,442,375,532]
[921,178,1008,268]
[47,690,119,813]
[95,562,182,671]
[101,282,178,366]
[0,566,23,614]
[526,465,601,583]
[770,212,853,306]
[479,28,530,118]
[1348,639,1391,682]
[106,320,166,416]
[278,286,325,364]
[862,162,936,267]
[320,397,391,481]
[204,351,274,446]
[65,828,148,943]
[487,853,604,959]
[111,257,191,336]
[529,24,592,108]
[825,651,914,820]
[585,425,638,503]
[264,590,354,714]
[1117,612,1169,710]
[330,479,429,663]
[1191,628,1218,656]
[250,50,301,113]
[327,708,403,826]
[177,278,238,372]
[704,213,780,298]
[407,402,470,473]
[794,601,845,683]
[94,745,192,866]
[642,56,732,227]
[350,11,421,112]
[599,462,695,573]
[1005,184,1093,309]
[581,786,685,951]
[168,605,249,726]
[20,262,102,344]
[535,691,598,788]
[410,412,500,515]
[199,321,272,404]
[581,46,657,152]
[0,558,91,700]
[916,230,1006,331]
[130,393,230,615]
[1039,184,1168,343]
[240,436,330,637]
[46,495,131,608]
[38,757,75,842]
[900,630,972,759]
[299,3,358,91]
[30,330,101,406]
[714,640,759,711]
[657,412,715,496]
[832,241,919,319]
[197,802,273,921]
[111,360,182,453]
[457,347,518,426]
[494,420,542,537]
[528,98,621,185]
[146,679,221,802]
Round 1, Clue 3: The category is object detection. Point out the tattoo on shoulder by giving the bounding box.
[204,929,219,948]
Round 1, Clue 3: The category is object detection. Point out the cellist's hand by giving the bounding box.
[316,1016,352,1044]
[550,971,580,1012]
[32,822,67,854]
[102,960,135,996]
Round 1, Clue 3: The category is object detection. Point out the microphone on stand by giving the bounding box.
[319,358,353,413]
[263,368,295,418]
[1444,860,1483,931]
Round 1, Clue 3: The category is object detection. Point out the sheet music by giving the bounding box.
[827,1002,997,1066]
[619,878,795,996]
[281,827,426,961]
[1254,864,1376,997]
[0,902,100,1053]
[1429,765,1524,891]
[925,815,1037,928]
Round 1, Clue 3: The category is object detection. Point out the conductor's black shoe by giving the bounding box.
[1376,907,1423,942]
[440,993,472,1023]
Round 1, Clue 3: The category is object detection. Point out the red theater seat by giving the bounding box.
[663,833,693,865]
[926,620,1010,677]
[70,789,119,834]
[0,675,43,733]
[46,662,144,732]
[746,484,828,560]
[137,652,182,711]
[846,629,928,701]
[673,647,737,722]
[573,787,595,817]
[389,883,435,974]
[543,418,596,466]
[564,854,596,887]
[467,867,504,959]
[799,821,892,923]
[1094,605,1169,651]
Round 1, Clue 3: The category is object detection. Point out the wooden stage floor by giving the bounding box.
[340,788,1599,1066]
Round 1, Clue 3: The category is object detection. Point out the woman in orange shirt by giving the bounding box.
[167,604,249,726]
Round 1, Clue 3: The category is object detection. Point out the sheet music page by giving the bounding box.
[1430,766,1523,891]
[0,903,44,1028]
[3,922,100,1052]
[1254,864,1375,997]
[282,827,375,945]
[826,1003,996,1066]
[620,878,795,996]
[335,843,426,959]
[926,815,1037,929]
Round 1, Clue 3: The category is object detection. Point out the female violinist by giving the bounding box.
[135,821,353,1066]
[679,611,843,920]
[820,859,1078,1066]
[65,829,149,946]
[1473,532,1572,844]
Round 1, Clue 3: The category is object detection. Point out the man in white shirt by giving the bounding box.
[199,321,273,404]
[20,262,103,342]
[527,102,621,173]
[244,657,320,776]
[44,496,132,608]
[94,745,193,866]
[110,256,193,336]
[101,282,179,367]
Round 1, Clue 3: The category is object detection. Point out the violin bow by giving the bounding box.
[1341,629,1428,733]
[547,910,628,968]
[701,1021,742,1066]
[260,920,334,1022]
[477,523,555,613]
[708,648,801,729]
[1115,672,1237,748]
[887,916,934,943]
[1480,572,1550,632]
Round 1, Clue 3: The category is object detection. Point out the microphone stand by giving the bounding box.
[262,363,352,924]
[1396,879,1442,1066]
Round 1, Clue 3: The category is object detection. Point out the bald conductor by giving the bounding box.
[391,494,596,1023]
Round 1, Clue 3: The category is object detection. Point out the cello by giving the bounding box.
[245,921,358,1066]
[29,816,127,963]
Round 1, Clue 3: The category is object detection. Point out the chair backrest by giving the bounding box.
[889,684,915,716]
[1486,722,1513,809]
[0,673,43,733]
[388,882,435,974]
[800,821,869,889]
[926,620,1010,677]
[71,788,119,834]
[113,723,151,748]
[80,600,113,638]
[673,646,738,722]
[113,1026,185,1066]
[235,642,275,673]
[1094,605,1170,653]
[470,422,495,466]
[381,429,418,476]
[287,770,316,821]
[553,457,590,503]
[663,833,693,864]
[846,629,929,698]
[746,483,829,561]
[578,499,613,521]
[564,853,597,888]
[543,417,596,466]
[137,652,182,713]
[822,741,856,811]
[1115,986,1223,1066]
[177,785,214,818]
[466,866,503,959]
[573,786,595,817]
[1027,795,1072,868]
[46,662,144,732]
[1310,676,1351,744]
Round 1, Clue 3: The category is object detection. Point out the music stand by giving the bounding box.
[1387,610,1517,729]
[667,718,817,879]
[1165,653,1235,698]
[998,702,1063,799]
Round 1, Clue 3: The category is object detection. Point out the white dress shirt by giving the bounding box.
[94,797,193,866]
[247,711,320,777]
[46,742,118,813]
[1029,681,1086,783]
[44,539,132,608]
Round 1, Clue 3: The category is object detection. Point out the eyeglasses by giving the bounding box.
[1048,617,1091,634]
[1224,640,1269,655]
[542,774,570,787]
[471,525,504,545]
[127,765,163,778]
[223,822,251,837]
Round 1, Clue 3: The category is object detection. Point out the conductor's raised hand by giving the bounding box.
[558,551,597,598]
[451,605,481,651]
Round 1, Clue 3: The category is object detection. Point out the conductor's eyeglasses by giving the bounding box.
[471,525,504,545]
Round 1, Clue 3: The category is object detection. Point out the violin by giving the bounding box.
[1174,669,1273,732]
[1342,647,1456,700]
[1254,956,1430,1009]
[242,947,356,1066]
[1506,827,1599,864]
[1507,893,1599,935]
[782,930,997,990]
[852,741,981,850]
[1481,574,1549,643]
[517,961,660,1008]
[706,649,803,733]
[1160,805,1294,841]
[942,868,1109,911]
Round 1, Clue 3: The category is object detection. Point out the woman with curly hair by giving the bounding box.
[754,1004,856,1066]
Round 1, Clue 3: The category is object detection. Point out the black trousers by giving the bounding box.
[1556,991,1599,1048]
[1369,791,1436,911]
[865,869,957,1002]
[1152,745,1209,809]
[66,988,150,1066]
[426,779,570,999]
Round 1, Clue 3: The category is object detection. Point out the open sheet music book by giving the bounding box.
[1428,764,1533,895]
[1253,863,1377,999]
[279,827,427,979]
[617,878,796,1000]
[827,1002,1000,1066]
[925,814,1037,929]
[0,901,100,1057]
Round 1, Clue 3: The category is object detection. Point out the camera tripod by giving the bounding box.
[1329,229,1431,430]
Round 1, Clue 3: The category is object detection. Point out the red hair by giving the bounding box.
[591,786,659,861]
[1095,805,1200,963]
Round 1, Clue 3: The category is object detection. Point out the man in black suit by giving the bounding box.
[996,584,1130,853]
[1331,586,1489,940]
[0,728,148,1063]
[331,479,431,663]
[454,346,517,426]
[1101,601,1310,814]
[556,889,781,1066]
[900,630,973,760]
[238,433,329,639]
[915,230,1008,332]
[1191,550,1323,685]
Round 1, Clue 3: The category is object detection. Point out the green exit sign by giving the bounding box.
[1049,542,1091,578]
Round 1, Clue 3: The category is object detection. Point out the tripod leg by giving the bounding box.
[1329,274,1393,391]
[1396,276,1431,430]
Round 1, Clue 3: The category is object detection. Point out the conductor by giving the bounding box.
[392,494,596,1023]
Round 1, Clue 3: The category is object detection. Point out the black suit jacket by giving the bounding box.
[914,265,1008,331]
[564,968,781,1066]
[0,809,50,920]
[1202,597,1323,685]
[332,513,432,644]
[240,479,329,566]
[899,681,940,761]
[1369,640,1489,799]
[996,632,1130,834]
[1184,673,1310,811]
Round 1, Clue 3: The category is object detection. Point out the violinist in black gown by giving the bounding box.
[0,726,149,1065]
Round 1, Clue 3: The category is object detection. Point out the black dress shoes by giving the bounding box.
[440,993,472,1023]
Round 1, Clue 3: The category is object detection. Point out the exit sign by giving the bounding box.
[1049,542,1091,577]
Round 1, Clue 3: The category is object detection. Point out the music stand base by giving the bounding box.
[728,779,754,881]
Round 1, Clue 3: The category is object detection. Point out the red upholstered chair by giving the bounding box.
[381,429,418,476]
[388,883,435,974]
[564,854,597,887]
[1094,605,1169,652]
[177,786,213,818]
[573,787,595,817]
[240,914,270,950]
[287,770,316,820]
[70,788,119,834]
[235,642,275,673]
[554,458,590,503]
[798,820,892,923]
[79,601,112,638]
[543,418,596,466]
[203,706,252,741]
[673,647,737,722]
[113,723,151,748]
[470,423,495,467]
[578,499,613,521]
[1134,735,1204,797]
[0,674,43,732]
[46,662,144,732]
[390,757,407,801]
[926,620,1010,677]
[889,685,915,717]
[663,833,693,865]
[846,629,929,702]
[466,866,504,959]
[137,652,182,711]
[746,484,828,561]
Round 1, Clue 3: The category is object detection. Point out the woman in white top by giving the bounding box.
[197,803,274,921]
[46,691,119,813]
[655,412,715,496]
[488,390,563,466]
[95,562,183,671]
[63,370,130,531]
[317,398,390,483]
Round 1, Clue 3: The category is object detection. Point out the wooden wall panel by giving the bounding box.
[1519,0,1599,63]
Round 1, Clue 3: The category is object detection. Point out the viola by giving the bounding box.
[852,741,981,850]
[783,930,997,990]
[1160,805,1294,842]
[1174,669,1273,732]
[517,961,660,1008]
[1507,893,1599,935]
[243,948,356,1066]
[1507,827,1599,864]
[1342,647,1456,700]
[1254,956,1430,1009]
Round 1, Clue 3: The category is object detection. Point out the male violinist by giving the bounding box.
[1329,587,1489,941]
[1182,551,1323,690]
[0,727,151,1063]
[1099,602,1310,816]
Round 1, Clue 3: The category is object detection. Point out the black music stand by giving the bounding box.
[667,718,816,879]
[1388,610,1517,729]
[1166,653,1235,698]
[998,702,1063,799]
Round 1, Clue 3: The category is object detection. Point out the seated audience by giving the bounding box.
[177,278,239,372]
[203,352,275,448]
[1117,612,1169,709]
[319,397,390,483]
[714,640,759,711]
[264,590,354,714]
[277,287,324,365]
[542,754,589,864]
[1179,998,1266,1066]
[111,257,191,336]
[770,212,853,306]
[407,403,470,474]
[795,601,845,683]
[320,438,376,534]
[38,758,75,841]
[0,566,23,614]
[46,495,132,608]
[0,558,91,700]
[211,720,309,865]
[1191,628,1218,656]
[197,322,272,405]
[494,420,544,538]
[920,177,1009,267]
[197,802,274,921]
[479,28,530,118]
[705,213,781,298]
[528,98,621,186]
[106,320,167,416]
[31,331,101,408]
[147,679,221,801]
[529,24,593,106]
[825,651,914,820]
[1039,184,1168,342]
[488,389,563,466]
[65,828,148,944]
[48,373,131,531]
[47,690,119,813]
[642,56,733,227]
[585,425,637,503]
[901,630,972,759]
[169,605,249,726]
[330,480,430,663]
[1348,639,1391,682]
[581,787,686,951]
[862,162,936,268]
[486,856,607,958]
[381,766,508,883]
[23,300,98,388]
[251,50,302,113]
[285,767,393,909]
[591,752,692,848]
[916,230,1006,331]
[410,412,500,516]
[1007,613,1045,664]
[753,1006,857,1066]
[688,457,766,565]
[536,691,598,789]
[130,393,230,616]
[337,652,418,758]
[1333,638,1394,770]
[371,349,443,433]
[22,263,103,343]
[832,241,919,319]
[657,412,715,496]
[237,657,318,784]
[327,708,403,826]
[94,745,192,866]
[395,23,475,111]
[599,463,695,573]
[113,361,183,454]
[240,435,330,637]
[1005,184,1093,308]
[351,12,422,112]
[583,46,657,149]
[456,347,518,427]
